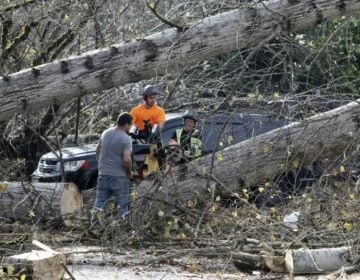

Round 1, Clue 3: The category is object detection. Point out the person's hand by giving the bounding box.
[127,171,134,179]
[167,140,179,151]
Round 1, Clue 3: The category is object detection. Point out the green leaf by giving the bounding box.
[0,182,8,192]
[6,265,14,275]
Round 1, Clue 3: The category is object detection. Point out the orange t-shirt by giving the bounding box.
[130,104,166,130]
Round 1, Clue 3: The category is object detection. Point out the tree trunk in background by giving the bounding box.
[1,0,360,121]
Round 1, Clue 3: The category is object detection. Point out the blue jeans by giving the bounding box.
[94,174,129,218]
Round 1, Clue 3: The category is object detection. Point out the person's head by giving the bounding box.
[183,113,197,132]
[117,112,133,132]
[143,85,160,107]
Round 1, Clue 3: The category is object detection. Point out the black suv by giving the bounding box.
[32,112,286,189]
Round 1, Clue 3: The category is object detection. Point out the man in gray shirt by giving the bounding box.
[94,112,133,220]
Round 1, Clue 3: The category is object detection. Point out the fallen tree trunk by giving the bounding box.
[1,0,360,121]
[0,182,95,222]
[132,99,360,215]
[0,182,64,221]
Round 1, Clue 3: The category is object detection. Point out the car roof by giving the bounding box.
[165,112,185,120]
[40,144,96,160]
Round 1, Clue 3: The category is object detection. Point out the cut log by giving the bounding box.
[0,182,94,222]
[285,247,350,274]
[2,251,66,280]
[1,0,360,121]
[60,183,83,227]
[1,240,66,280]
[0,182,64,220]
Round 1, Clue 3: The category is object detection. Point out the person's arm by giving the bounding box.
[96,139,101,161]
[129,107,138,128]
[123,149,132,178]
[156,107,166,130]
[122,138,133,178]
[157,121,165,130]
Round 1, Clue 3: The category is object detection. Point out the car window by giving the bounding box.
[161,117,183,143]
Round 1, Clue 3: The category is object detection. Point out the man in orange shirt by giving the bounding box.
[130,85,166,139]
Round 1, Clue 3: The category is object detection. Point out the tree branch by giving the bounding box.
[1,21,39,60]
[145,0,188,32]
[0,0,36,14]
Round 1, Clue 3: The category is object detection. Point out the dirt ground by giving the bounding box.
[69,265,251,280]
[61,246,360,280]
[67,264,360,280]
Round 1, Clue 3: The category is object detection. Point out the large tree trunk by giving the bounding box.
[1,0,360,121]
[132,99,360,212]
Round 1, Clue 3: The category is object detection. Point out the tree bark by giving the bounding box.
[1,0,360,121]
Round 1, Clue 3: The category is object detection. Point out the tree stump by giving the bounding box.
[1,240,66,280]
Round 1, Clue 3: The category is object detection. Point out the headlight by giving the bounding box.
[63,160,86,172]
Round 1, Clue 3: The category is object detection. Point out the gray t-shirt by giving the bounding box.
[98,127,132,177]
